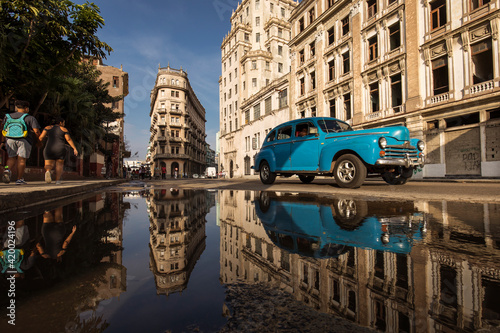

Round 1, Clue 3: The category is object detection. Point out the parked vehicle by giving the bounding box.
[252,117,425,188]
[206,167,217,178]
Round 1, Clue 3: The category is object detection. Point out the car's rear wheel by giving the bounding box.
[333,154,367,188]
[382,167,413,185]
[259,161,276,184]
[299,175,315,183]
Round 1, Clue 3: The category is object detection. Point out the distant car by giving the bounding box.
[206,167,217,178]
[252,117,425,188]
[192,174,199,178]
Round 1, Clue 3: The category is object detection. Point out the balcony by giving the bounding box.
[157,136,166,142]
[429,92,450,105]
[170,108,182,115]
[469,80,495,95]
[157,108,167,114]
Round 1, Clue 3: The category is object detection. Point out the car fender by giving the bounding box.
[254,148,277,172]
[319,136,380,171]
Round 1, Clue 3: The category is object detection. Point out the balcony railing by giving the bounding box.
[429,92,449,104]
[470,80,494,95]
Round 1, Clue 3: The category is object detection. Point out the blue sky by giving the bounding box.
[88,0,239,160]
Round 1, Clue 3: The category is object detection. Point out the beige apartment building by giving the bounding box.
[149,65,207,177]
[220,0,500,179]
[219,0,299,177]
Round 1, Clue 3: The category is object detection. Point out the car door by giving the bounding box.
[272,125,293,171]
[291,121,320,171]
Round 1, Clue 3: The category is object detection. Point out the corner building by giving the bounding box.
[220,0,500,179]
[149,65,207,177]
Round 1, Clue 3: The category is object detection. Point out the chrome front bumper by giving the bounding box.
[376,153,425,168]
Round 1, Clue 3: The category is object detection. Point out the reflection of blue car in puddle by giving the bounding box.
[255,192,425,258]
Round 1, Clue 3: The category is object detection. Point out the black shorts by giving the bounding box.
[43,146,67,160]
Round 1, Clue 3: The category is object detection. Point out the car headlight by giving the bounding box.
[378,137,387,149]
[417,140,425,151]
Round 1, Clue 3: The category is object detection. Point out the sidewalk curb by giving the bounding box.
[0,180,124,213]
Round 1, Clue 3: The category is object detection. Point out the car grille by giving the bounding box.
[383,144,419,160]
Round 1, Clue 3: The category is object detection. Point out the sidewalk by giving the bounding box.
[0,179,124,213]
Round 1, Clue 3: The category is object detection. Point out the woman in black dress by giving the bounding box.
[39,117,78,184]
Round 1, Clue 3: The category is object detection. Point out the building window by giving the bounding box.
[389,23,401,51]
[309,8,315,24]
[391,73,402,110]
[471,38,493,84]
[252,60,257,70]
[310,42,315,57]
[256,33,260,42]
[368,35,378,61]
[278,28,283,38]
[300,77,305,95]
[278,45,283,55]
[254,104,260,119]
[281,7,285,17]
[252,78,257,87]
[430,0,447,31]
[279,89,288,108]
[310,71,316,90]
[311,106,316,117]
[255,0,259,10]
[342,16,350,36]
[370,82,379,112]
[299,17,305,32]
[113,76,119,88]
[432,56,449,95]
[245,110,250,124]
[299,49,305,64]
[328,0,335,8]
[471,0,491,10]
[256,16,260,26]
[344,93,351,120]
[329,99,336,117]
[265,61,270,70]
[265,97,272,114]
[342,51,350,74]
[328,59,335,81]
[328,27,335,45]
[245,33,249,42]
[278,62,283,73]
[367,0,377,19]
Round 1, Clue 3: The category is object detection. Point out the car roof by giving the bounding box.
[269,117,341,131]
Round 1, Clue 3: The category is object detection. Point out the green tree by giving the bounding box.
[0,0,112,108]
[37,61,124,155]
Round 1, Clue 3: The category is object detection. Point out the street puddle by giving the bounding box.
[0,189,499,332]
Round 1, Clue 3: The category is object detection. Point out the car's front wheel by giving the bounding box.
[299,175,315,183]
[259,161,276,184]
[333,154,367,188]
[382,167,413,185]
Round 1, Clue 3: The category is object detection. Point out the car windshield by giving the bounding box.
[317,119,353,133]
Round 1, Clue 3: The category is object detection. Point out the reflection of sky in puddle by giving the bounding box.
[1,189,499,333]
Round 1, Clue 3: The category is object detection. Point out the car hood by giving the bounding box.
[329,126,409,141]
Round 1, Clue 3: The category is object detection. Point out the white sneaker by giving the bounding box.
[2,169,10,184]
[55,180,62,185]
[45,171,52,184]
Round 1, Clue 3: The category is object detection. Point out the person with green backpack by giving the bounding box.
[0,100,41,185]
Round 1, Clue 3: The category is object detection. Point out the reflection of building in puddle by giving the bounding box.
[219,190,500,333]
[148,189,208,296]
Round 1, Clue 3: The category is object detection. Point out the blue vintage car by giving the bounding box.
[252,117,425,188]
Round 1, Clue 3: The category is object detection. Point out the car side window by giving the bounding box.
[277,126,292,140]
[295,122,316,137]
[267,130,276,142]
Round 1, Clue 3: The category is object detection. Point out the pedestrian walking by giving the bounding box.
[161,165,166,179]
[0,100,42,185]
[39,117,78,184]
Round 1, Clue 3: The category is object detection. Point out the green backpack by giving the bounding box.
[2,113,28,138]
